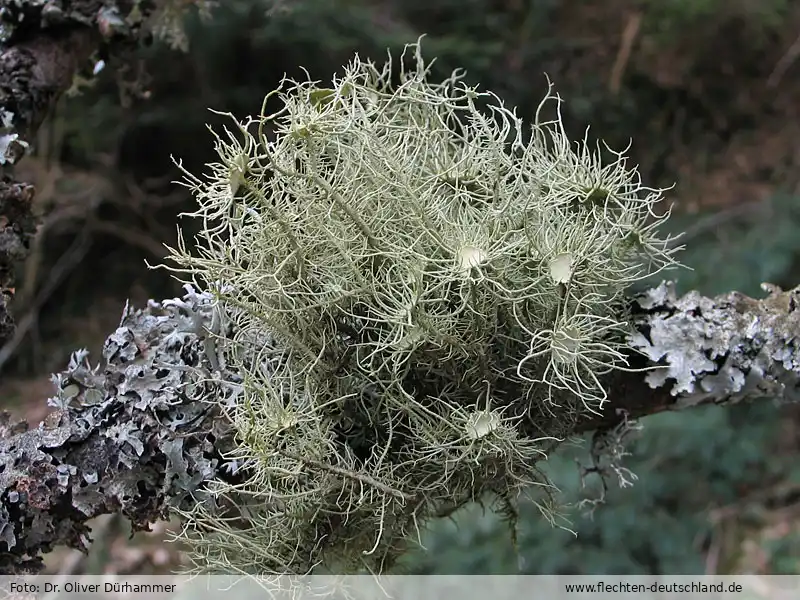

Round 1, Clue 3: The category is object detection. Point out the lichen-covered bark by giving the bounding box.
[627,282,800,406]
[0,0,164,342]
[0,177,36,343]
[0,281,798,573]
[0,0,130,166]
[0,287,237,574]
[581,281,800,432]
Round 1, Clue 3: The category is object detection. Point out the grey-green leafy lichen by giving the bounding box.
[162,42,681,575]
[629,281,800,407]
[0,285,235,573]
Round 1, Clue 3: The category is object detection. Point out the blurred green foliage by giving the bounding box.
[639,0,790,40]
[43,0,800,575]
[400,401,791,574]
[399,197,800,572]
[660,193,800,297]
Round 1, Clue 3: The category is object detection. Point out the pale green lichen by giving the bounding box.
[163,42,681,575]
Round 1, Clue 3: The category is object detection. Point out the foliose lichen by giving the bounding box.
[629,281,800,407]
[0,285,235,573]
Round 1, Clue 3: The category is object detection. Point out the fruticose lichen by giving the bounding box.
[163,42,681,574]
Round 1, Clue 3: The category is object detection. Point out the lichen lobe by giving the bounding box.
[629,282,800,406]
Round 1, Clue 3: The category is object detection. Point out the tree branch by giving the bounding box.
[581,281,800,432]
[0,0,169,343]
[0,177,37,343]
[0,288,235,573]
[0,281,797,573]
[0,0,798,575]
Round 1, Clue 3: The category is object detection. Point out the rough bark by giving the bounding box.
[0,281,798,573]
[0,178,37,343]
[591,281,800,431]
[0,0,214,574]
[0,0,162,344]
[0,288,235,573]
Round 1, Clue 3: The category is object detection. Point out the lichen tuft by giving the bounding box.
[163,41,681,575]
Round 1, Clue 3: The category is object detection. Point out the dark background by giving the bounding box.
[2,0,800,575]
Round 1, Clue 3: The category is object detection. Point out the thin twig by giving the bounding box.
[278,450,414,502]
[609,12,642,96]
[767,30,800,88]
[88,218,169,258]
[0,229,92,371]
[668,200,768,248]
